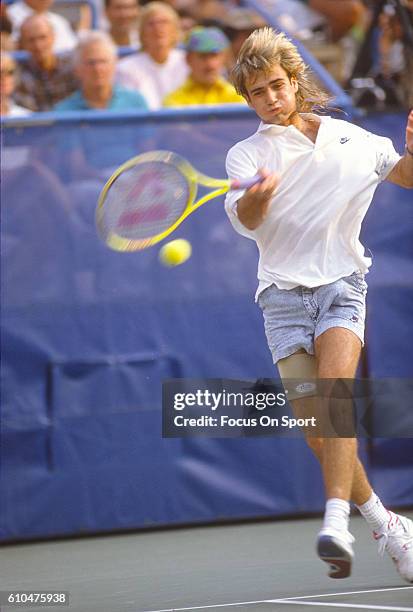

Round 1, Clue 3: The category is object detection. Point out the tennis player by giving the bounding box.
[225,27,413,582]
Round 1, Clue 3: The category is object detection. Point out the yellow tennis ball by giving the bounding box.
[159,239,192,267]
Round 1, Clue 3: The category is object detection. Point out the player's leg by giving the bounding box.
[315,327,360,499]
[311,326,361,578]
[278,350,372,506]
[314,327,413,582]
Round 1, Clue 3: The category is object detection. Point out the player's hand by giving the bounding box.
[237,168,280,230]
[248,168,280,199]
[405,109,413,155]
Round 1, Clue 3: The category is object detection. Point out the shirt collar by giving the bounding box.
[257,113,330,134]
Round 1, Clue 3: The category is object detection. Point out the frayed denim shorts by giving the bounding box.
[258,272,367,364]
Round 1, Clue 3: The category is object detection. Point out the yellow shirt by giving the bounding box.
[163,77,245,107]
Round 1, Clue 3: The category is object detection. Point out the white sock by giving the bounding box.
[322,498,351,533]
[356,491,390,532]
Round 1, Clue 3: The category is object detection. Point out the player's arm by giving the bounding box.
[386,110,413,189]
[237,169,280,230]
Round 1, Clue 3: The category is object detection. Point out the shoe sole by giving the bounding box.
[317,535,353,579]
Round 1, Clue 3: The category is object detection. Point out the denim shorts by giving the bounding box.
[258,272,367,363]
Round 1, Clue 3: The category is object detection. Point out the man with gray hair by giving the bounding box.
[55,31,148,111]
[16,14,78,111]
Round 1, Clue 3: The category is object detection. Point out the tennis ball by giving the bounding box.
[159,239,192,267]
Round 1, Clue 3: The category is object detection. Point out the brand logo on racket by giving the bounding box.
[117,203,169,228]
[116,168,170,229]
[126,169,164,202]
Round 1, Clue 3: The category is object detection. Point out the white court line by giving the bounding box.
[280,587,413,600]
[142,587,413,612]
[269,601,413,612]
[141,599,273,612]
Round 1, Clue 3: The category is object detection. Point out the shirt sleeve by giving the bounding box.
[364,130,402,182]
[224,143,258,240]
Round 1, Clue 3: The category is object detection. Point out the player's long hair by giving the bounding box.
[231,27,332,113]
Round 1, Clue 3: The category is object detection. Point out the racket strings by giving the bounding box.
[103,161,190,240]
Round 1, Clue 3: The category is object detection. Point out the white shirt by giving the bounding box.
[5,102,31,117]
[116,49,189,110]
[225,115,401,299]
[8,2,77,53]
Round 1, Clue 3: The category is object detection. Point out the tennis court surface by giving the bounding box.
[1,513,412,612]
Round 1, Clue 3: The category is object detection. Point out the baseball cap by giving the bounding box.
[185,27,229,53]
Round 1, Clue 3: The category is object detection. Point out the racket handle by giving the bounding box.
[230,175,263,190]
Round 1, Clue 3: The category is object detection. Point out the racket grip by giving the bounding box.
[230,175,263,190]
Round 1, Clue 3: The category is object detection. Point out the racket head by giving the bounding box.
[96,151,200,252]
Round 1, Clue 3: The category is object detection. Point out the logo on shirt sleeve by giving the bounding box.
[340,137,351,144]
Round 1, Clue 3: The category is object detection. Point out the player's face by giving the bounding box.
[245,64,298,125]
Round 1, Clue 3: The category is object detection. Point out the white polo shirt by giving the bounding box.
[225,115,401,299]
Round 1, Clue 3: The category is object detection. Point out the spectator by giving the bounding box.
[0,52,31,117]
[8,0,78,52]
[377,1,413,107]
[164,26,245,106]
[55,31,148,111]
[15,15,78,111]
[1,4,14,51]
[298,0,367,41]
[116,1,189,109]
[218,8,267,68]
[105,0,140,48]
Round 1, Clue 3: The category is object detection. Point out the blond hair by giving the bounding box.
[231,27,332,113]
[139,2,180,49]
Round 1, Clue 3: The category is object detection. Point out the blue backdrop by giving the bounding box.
[1,108,412,541]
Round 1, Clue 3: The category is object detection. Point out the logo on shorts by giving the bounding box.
[340,137,351,144]
[294,382,317,394]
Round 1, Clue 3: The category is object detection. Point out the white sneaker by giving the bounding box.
[374,511,413,583]
[317,527,355,579]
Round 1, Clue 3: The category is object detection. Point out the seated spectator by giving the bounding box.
[55,31,148,111]
[1,3,14,51]
[15,14,78,111]
[116,1,189,109]
[8,0,78,52]
[1,51,31,116]
[105,0,140,48]
[163,26,245,106]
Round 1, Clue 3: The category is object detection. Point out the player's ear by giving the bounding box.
[291,76,298,93]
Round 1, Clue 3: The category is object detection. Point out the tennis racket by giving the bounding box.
[96,150,262,252]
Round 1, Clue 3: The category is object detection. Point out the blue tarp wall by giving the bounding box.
[1,107,412,542]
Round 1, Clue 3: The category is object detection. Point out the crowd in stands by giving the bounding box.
[1,0,413,117]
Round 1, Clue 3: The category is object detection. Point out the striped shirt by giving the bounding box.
[15,54,79,112]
